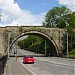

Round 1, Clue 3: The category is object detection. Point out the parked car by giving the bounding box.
[23,56,34,64]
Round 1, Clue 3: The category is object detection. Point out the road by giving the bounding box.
[16,49,75,75]
[6,57,33,75]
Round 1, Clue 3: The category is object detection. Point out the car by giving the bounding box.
[23,56,34,64]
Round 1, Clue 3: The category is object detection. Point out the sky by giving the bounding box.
[0,0,75,27]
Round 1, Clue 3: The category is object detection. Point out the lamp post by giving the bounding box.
[65,29,69,57]
[66,19,69,57]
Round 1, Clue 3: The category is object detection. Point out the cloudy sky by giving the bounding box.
[0,0,75,27]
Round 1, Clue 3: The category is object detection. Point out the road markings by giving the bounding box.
[18,58,37,75]
[34,57,74,68]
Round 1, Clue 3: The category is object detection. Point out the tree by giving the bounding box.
[18,35,43,50]
[62,27,75,55]
[18,40,24,49]
[65,12,75,28]
[18,35,54,56]
[43,6,72,28]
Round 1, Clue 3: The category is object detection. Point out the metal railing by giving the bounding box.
[0,55,7,75]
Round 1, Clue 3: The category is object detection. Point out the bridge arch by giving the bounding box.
[11,30,59,56]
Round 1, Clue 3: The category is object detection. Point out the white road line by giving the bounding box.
[18,58,37,75]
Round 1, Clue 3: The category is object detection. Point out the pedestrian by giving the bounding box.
[14,51,16,56]
[48,52,50,57]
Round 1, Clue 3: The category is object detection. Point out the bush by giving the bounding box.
[70,49,75,54]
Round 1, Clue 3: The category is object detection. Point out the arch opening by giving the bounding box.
[10,31,58,57]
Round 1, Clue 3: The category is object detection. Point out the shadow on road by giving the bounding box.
[9,54,46,57]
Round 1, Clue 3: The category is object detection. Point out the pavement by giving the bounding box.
[6,57,33,75]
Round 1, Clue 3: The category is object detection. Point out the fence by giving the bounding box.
[0,55,7,75]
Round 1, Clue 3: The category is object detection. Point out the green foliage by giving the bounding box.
[69,47,75,58]
[43,6,75,28]
[70,48,75,54]
[19,26,23,33]
[18,40,24,49]
[9,36,13,44]
[18,35,42,49]
[62,28,75,55]
[18,35,52,56]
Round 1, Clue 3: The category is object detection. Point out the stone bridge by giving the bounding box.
[0,26,65,57]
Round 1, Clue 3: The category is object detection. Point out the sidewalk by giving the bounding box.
[6,57,33,75]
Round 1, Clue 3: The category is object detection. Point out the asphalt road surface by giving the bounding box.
[16,49,75,75]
